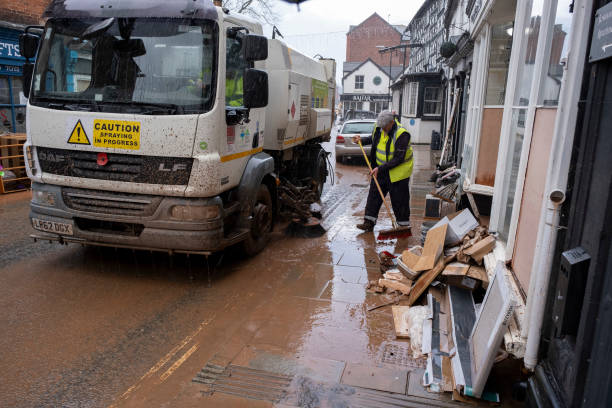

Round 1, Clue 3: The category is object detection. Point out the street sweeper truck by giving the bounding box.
[20,0,336,255]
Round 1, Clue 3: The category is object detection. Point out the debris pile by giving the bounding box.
[369,208,517,402]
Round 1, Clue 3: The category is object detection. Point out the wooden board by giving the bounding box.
[467,265,488,287]
[407,257,446,306]
[391,306,411,339]
[413,224,448,272]
[463,236,495,263]
[379,278,411,295]
[475,108,502,186]
[442,262,470,277]
[341,363,408,394]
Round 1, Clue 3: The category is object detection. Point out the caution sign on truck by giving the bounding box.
[93,120,141,150]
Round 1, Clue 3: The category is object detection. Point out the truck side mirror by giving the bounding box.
[19,33,39,59]
[243,68,268,109]
[244,34,267,61]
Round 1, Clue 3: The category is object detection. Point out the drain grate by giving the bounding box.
[350,183,369,188]
[194,362,293,403]
[381,344,427,369]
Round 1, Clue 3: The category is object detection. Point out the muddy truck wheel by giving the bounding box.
[312,148,328,200]
[242,183,273,256]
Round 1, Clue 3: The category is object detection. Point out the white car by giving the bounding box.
[335,119,376,162]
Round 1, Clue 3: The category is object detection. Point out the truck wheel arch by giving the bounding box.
[235,152,276,227]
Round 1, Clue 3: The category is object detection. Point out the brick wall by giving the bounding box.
[0,0,50,25]
[346,13,407,67]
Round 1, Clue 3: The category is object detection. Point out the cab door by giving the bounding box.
[220,23,265,187]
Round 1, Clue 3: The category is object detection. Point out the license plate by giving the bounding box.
[32,218,74,235]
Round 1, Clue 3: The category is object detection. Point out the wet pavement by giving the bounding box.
[0,136,520,407]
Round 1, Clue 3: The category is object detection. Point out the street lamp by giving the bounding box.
[378,43,423,110]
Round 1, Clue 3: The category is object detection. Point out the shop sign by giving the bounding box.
[0,63,22,75]
[590,2,612,62]
[340,94,390,102]
[0,39,23,60]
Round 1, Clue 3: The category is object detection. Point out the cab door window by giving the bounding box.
[225,34,247,107]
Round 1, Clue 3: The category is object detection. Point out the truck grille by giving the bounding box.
[62,187,162,217]
[38,147,193,185]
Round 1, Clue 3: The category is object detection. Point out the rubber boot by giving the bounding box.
[356,219,375,231]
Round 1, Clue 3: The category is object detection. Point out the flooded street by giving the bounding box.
[0,134,486,407]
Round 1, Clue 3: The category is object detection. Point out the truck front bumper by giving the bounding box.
[29,183,235,254]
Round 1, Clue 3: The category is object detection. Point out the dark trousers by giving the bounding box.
[364,174,411,225]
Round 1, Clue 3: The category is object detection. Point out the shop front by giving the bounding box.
[340,93,390,116]
[0,26,27,134]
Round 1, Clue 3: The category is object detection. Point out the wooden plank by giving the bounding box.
[442,262,470,277]
[467,265,488,288]
[391,306,411,339]
[341,363,408,394]
[378,278,411,295]
[466,192,480,220]
[463,235,496,264]
[413,224,448,272]
[407,257,447,306]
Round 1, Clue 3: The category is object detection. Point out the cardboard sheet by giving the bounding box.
[433,209,479,246]
[391,306,411,338]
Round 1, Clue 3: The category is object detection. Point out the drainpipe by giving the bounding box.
[522,0,593,371]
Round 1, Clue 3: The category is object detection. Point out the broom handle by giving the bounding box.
[357,139,399,229]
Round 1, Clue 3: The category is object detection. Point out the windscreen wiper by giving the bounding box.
[126,102,185,115]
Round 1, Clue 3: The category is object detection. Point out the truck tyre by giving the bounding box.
[242,183,273,256]
[313,149,327,199]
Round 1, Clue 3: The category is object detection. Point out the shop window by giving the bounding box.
[498,108,526,242]
[541,1,572,106]
[484,22,514,105]
[403,82,418,117]
[355,75,364,90]
[0,76,26,133]
[423,86,442,116]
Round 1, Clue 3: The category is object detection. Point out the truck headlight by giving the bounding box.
[32,190,56,207]
[171,205,220,221]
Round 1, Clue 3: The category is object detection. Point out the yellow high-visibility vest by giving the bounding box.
[226,75,244,107]
[375,121,413,182]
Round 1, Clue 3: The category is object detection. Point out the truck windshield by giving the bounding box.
[31,18,217,115]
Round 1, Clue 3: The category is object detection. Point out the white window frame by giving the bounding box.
[403,81,418,117]
[462,25,492,195]
[355,75,364,90]
[423,86,442,116]
[490,0,566,261]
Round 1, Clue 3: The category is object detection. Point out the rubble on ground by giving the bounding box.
[368,206,519,402]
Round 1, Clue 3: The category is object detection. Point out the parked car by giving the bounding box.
[335,119,376,162]
[344,109,377,121]
[337,110,377,131]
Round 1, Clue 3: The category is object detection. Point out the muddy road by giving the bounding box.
[0,137,463,407]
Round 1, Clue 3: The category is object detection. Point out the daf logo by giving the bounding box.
[38,151,65,162]
[158,163,188,172]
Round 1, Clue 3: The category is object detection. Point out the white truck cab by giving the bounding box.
[21,0,335,255]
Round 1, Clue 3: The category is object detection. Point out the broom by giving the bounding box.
[357,139,412,240]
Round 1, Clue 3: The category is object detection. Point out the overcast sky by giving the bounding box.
[261,0,423,86]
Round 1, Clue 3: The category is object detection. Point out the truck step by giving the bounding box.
[223,202,241,217]
[223,228,250,247]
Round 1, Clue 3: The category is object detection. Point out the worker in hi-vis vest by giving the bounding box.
[225,70,244,107]
[352,110,413,231]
